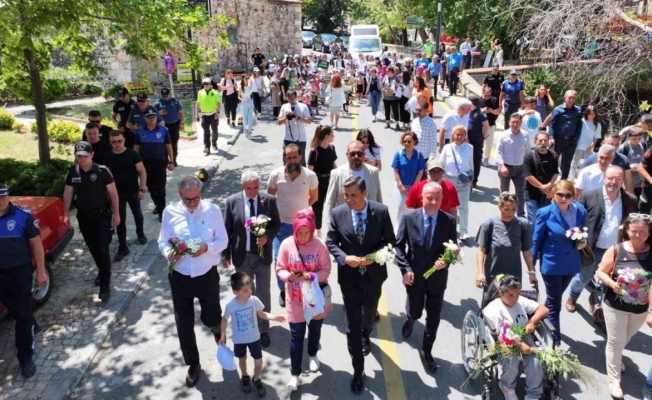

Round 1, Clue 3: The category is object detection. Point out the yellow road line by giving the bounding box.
[351,102,407,400]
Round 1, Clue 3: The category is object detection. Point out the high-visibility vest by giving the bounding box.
[197,89,221,114]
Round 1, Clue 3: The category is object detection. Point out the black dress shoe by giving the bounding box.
[418,349,438,373]
[138,235,148,245]
[362,333,371,356]
[401,319,414,339]
[21,360,36,378]
[375,311,380,322]
[99,286,110,303]
[94,275,100,286]
[153,209,159,215]
[113,248,130,262]
[260,332,270,348]
[350,371,365,394]
[279,291,286,308]
[185,362,201,387]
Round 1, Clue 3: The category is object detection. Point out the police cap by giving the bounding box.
[145,110,158,118]
[161,87,170,96]
[136,93,148,101]
[117,87,129,96]
[74,141,93,156]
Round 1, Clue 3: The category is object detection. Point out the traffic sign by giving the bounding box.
[407,16,424,26]
[164,51,176,74]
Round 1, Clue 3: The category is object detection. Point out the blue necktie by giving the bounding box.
[425,216,433,249]
[356,212,367,275]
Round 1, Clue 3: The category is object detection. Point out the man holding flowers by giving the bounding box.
[157,176,229,387]
[394,182,457,373]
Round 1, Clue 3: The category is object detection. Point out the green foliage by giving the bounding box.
[303,0,348,33]
[102,118,116,129]
[12,121,25,133]
[31,120,81,144]
[521,66,564,103]
[0,109,16,130]
[102,84,125,100]
[0,158,69,198]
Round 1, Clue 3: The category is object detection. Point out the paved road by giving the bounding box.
[72,92,652,399]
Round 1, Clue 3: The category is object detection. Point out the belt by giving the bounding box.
[556,135,575,140]
[504,164,523,168]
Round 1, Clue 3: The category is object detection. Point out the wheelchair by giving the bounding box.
[460,280,561,400]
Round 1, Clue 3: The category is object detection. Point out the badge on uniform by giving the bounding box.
[72,177,82,183]
[90,173,97,182]
[156,132,162,139]
[141,133,147,138]
[34,220,39,229]
[7,220,16,231]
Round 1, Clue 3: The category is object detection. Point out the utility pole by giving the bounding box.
[434,0,443,50]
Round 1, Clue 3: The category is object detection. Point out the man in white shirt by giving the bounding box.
[496,114,530,217]
[412,100,438,159]
[158,176,229,387]
[518,96,542,149]
[438,99,471,153]
[575,145,616,199]
[460,38,473,70]
[278,89,312,166]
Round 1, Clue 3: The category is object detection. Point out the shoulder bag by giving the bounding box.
[295,243,332,307]
[451,145,473,184]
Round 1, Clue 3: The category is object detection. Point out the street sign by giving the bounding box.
[164,51,176,74]
[124,82,153,95]
[176,63,193,82]
[406,16,424,26]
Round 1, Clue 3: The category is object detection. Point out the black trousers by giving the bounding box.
[143,159,167,214]
[200,114,218,149]
[313,175,330,230]
[252,92,263,114]
[470,139,484,185]
[399,96,411,124]
[463,53,471,70]
[640,186,652,214]
[448,73,459,96]
[224,92,239,123]
[383,99,400,122]
[77,209,113,287]
[169,267,222,365]
[273,106,281,118]
[167,122,180,164]
[406,275,446,354]
[117,191,145,250]
[341,278,382,374]
[503,102,521,130]
[554,137,578,179]
[0,264,35,364]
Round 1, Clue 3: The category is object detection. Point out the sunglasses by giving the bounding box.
[297,212,315,221]
[203,83,211,85]
[628,213,651,221]
[348,151,364,158]
[555,192,573,199]
[110,139,124,144]
[499,192,517,201]
[90,119,102,124]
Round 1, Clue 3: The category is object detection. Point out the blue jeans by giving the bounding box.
[289,319,324,376]
[526,200,539,226]
[568,247,606,301]
[645,363,652,391]
[273,222,294,291]
[241,100,254,132]
[368,91,381,116]
[542,273,574,345]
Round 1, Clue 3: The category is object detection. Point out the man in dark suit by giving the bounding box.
[567,165,637,325]
[326,176,395,394]
[395,182,457,373]
[222,170,281,347]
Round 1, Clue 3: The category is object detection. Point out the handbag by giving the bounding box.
[450,146,473,184]
[580,246,595,268]
[295,244,332,307]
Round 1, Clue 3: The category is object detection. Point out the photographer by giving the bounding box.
[278,90,312,166]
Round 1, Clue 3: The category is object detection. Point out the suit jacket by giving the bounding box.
[326,200,396,289]
[531,201,587,276]
[222,191,281,267]
[323,164,382,227]
[580,188,638,250]
[394,209,457,292]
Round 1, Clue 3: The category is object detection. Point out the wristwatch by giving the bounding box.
[139,188,148,193]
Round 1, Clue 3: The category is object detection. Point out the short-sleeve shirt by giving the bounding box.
[224,295,264,344]
[65,163,114,212]
[127,105,163,129]
[113,99,137,123]
[89,139,112,165]
[0,204,40,269]
[467,107,488,142]
[134,126,171,160]
[576,164,606,192]
[479,96,500,126]
[501,79,524,103]
[391,149,426,187]
[405,178,460,213]
[308,145,337,175]
[476,217,532,281]
[482,296,539,331]
[267,167,319,224]
[251,53,266,67]
[483,73,504,96]
[279,102,310,142]
[103,149,142,194]
[523,149,558,202]
[441,111,470,139]
[154,98,183,124]
[518,111,542,148]
[82,125,113,143]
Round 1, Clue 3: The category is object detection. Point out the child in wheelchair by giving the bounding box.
[482,275,550,400]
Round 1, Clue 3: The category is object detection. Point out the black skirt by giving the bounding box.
[399,96,411,124]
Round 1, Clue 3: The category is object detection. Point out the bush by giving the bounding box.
[102,118,116,129]
[102,83,124,100]
[0,158,70,198]
[31,120,81,143]
[47,67,103,97]
[12,121,25,133]
[0,109,16,130]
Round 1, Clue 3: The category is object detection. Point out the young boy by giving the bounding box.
[219,272,285,397]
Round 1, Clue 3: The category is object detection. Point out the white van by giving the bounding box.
[348,35,384,59]
[350,24,380,37]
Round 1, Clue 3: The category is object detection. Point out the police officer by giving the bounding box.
[0,182,48,378]
[63,142,120,302]
[154,88,184,167]
[195,77,221,156]
[127,93,164,132]
[499,69,525,130]
[111,87,137,147]
[133,110,174,221]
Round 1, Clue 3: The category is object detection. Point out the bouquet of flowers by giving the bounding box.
[365,244,396,265]
[246,215,271,257]
[164,237,202,274]
[424,240,463,279]
[498,322,526,347]
[615,267,652,305]
[566,227,589,249]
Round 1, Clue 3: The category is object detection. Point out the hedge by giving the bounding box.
[0,109,16,130]
[0,158,69,198]
[31,120,81,144]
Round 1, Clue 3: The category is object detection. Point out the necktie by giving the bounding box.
[249,199,257,253]
[356,212,367,275]
[425,216,433,249]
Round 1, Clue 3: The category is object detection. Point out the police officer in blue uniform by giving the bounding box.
[63,142,120,302]
[499,69,525,130]
[126,93,164,132]
[133,111,174,221]
[0,182,48,378]
[154,88,185,167]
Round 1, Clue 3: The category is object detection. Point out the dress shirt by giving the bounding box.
[158,200,229,278]
[578,120,602,151]
[440,142,474,177]
[412,116,438,158]
[596,188,622,249]
[460,42,472,55]
[496,129,529,166]
[243,192,259,252]
[351,201,369,236]
[561,202,577,228]
[423,209,438,245]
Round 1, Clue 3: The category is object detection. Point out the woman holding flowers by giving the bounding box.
[595,214,652,399]
[531,179,587,346]
[482,275,549,400]
[276,208,332,391]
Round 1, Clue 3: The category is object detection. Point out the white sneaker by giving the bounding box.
[372,116,376,122]
[286,375,300,391]
[460,233,470,241]
[499,383,518,400]
[309,355,320,372]
[333,124,338,130]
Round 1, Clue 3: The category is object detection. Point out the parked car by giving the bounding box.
[337,36,350,52]
[302,31,316,48]
[312,33,338,53]
[0,196,74,320]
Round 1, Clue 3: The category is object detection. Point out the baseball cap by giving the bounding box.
[509,68,519,75]
[0,182,8,196]
[145,110,158,117]
[427,158,444,171]
[492,64,500,69]
[74,141,93,156]
[117,87,129,96]
[253,67,260,72]
[161,87,170,96]
[136,93,148,101]
[202,78,212,84]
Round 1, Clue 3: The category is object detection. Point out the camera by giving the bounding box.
[286,105,296,120]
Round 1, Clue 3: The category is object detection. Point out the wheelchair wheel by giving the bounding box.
[461,310,482,376]
[542,372,561,400]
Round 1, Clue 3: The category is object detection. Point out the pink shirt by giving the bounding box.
[276,236,332,323]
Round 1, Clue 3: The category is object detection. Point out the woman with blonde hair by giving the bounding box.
[440,125,474,240]
[325,74,349,130]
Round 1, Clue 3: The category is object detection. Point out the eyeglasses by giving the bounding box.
[605,176,624,182]
[110,139,124,144]
[181,196,201,203]
[403,140,414,144]
[628,213,651,221]
[348,151,364,157]
[296,212,315,221]
[555,192,573,199]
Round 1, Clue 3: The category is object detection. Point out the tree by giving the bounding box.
[0,0,229,165]
[302,0,348,34]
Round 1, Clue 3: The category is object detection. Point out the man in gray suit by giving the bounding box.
[222,170,281,347]
[395,182,457,373]
[326,176,395,394]
[324,141,382,227]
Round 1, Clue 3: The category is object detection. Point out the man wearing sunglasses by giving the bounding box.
[126,93,164,132]
[82,110,113,143]
[104,130,148,262]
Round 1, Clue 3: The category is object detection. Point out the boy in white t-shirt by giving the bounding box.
[219,272,286,397]
[518,97,543,149]
[482,275,549,400]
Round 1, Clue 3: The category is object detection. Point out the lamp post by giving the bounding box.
[434,0,443,50]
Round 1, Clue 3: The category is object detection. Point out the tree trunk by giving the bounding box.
[401,28,409,46]
[24,46,51,165]
[418,28,429,42]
